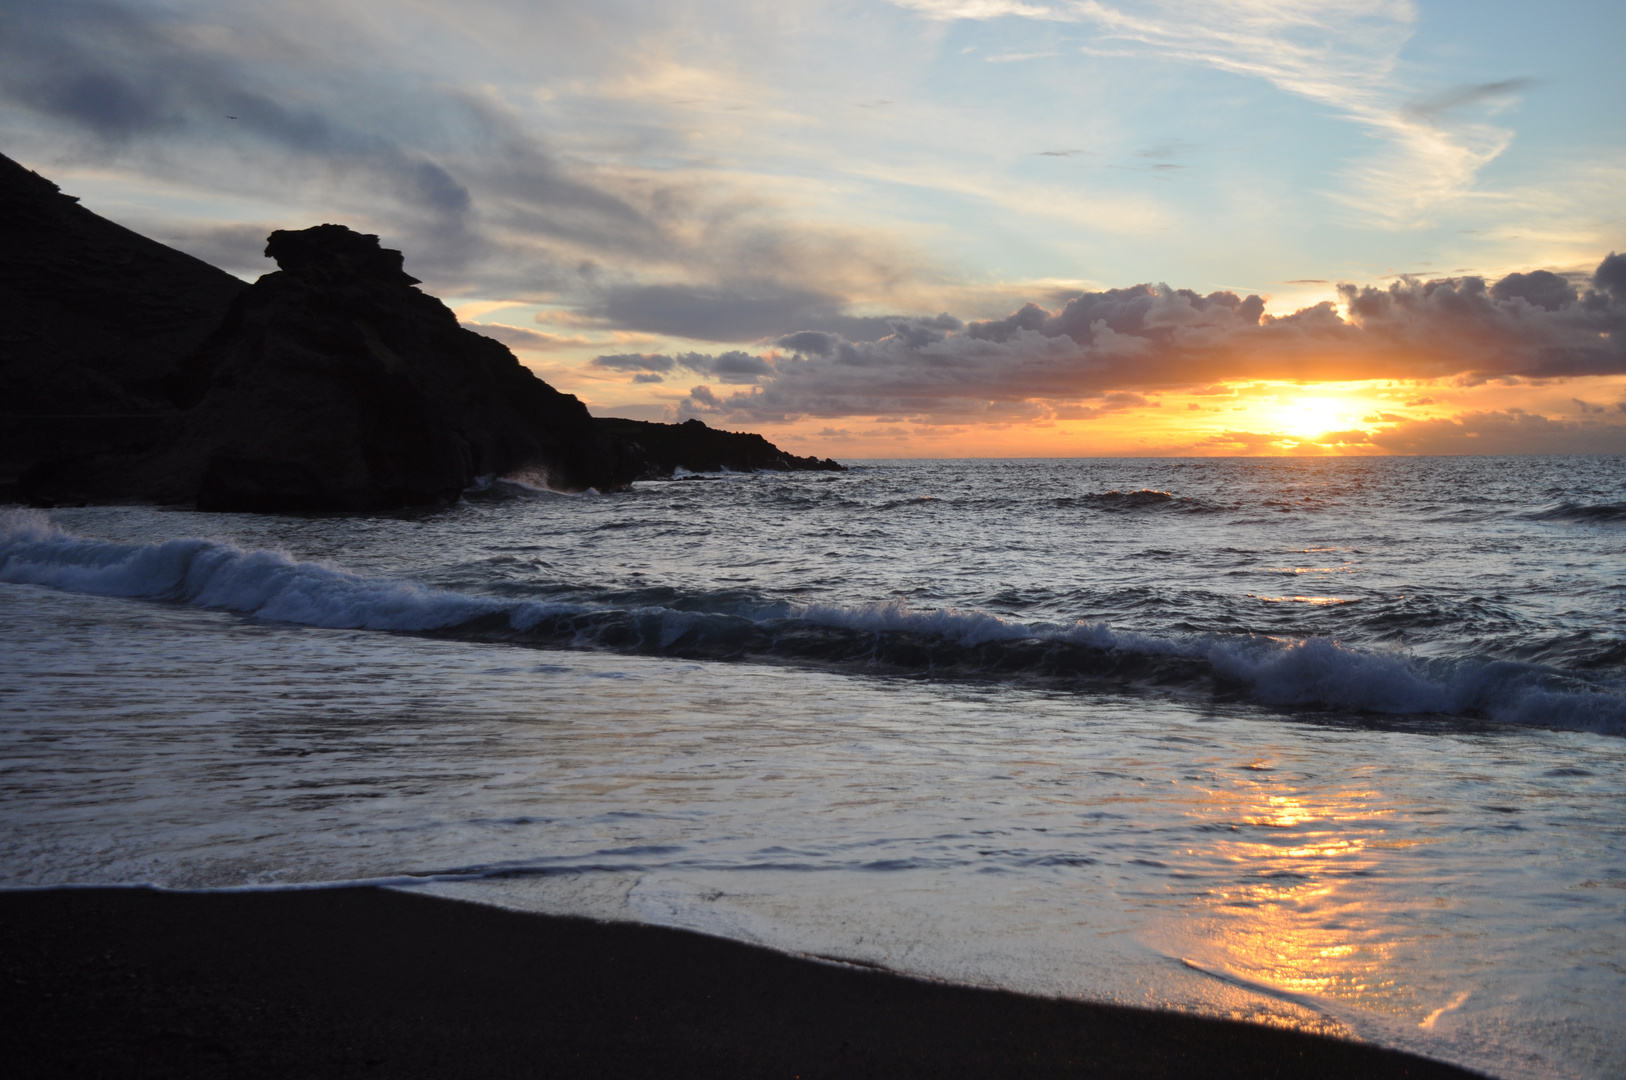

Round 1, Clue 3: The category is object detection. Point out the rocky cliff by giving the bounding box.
[18,222,643,508]
[163,224,641,510]
[0,152,246,484]
[4,153,839,510]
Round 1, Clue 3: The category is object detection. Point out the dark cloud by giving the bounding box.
[1333,263,1626,379]
[1,1,208,141]
[1594,252,1626,301]
[1407,78,1538,123]
[1490,269,1576,311]
[0,1,473,213]
[707,350,776,382]
[776,330,840,356]
[645,257,1626,426]
[592,353,678,373]
[0,0,907,318]
[589,283,903,343]
[591,349,775,383]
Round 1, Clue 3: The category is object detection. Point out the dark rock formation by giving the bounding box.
[21,223,642,509]
[4,152,839,510]
[0,152,246,486]
[598,417,842,479]
[165,224,639,510]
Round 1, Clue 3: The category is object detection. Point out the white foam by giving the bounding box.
[0,508,492,632]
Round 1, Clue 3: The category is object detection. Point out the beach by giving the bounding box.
[1,886,1478,1078]
[3,458,1623,1078]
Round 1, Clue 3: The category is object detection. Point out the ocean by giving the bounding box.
[2,455,1623,1078]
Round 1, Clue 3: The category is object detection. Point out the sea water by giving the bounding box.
[2,456,1623,1078]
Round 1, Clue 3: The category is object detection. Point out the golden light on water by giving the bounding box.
[1150,760,1461,1033]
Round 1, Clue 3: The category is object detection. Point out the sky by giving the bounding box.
[3,0,1624,457]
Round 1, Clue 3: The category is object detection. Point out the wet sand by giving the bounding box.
[0,886,1478,1078]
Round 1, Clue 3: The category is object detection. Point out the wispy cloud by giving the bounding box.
[889,0,1533,226]
[1407,77,1538,123]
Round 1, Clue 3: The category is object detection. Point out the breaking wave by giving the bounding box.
[3,510,1621,734]
[1525,502,1626,524]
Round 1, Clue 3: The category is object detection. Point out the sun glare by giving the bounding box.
[1274,397,1352,440]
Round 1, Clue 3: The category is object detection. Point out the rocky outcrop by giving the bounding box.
[22,224,642,509]
[0,152,246,486]
[4,153,839,510]
[597,417,843,479]
[170,224,639,509]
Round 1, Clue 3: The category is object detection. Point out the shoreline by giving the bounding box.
[0,886,1480,1078]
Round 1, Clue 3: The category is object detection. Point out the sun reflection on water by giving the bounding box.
[1145,761,1447,1033]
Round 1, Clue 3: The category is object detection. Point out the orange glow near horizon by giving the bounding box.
[523,355,1626,459]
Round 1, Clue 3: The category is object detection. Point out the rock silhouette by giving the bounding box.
[178,224,649,510]
[596,417,842,479]
[3,152,839,511]
[0,152,245,485]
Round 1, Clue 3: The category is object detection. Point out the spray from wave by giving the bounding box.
[3,510,1621,733]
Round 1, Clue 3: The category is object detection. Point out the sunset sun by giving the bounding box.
[1273,397,1356,440]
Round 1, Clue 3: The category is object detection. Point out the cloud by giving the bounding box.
[139,221,279,277]
[0,1,487,241]
[0,0,653,278]
[888,0,1533,225]
[589,283,901,343]
[591,349,777,383]
[1490,269,1577,311]
[472,324,595,351]
[1407,78,1538,123]
[0,0,930,321]
[1369,409,1626,455]
[1337,261,1625,378]
[592,353,678,373]
[648,256,1626,425]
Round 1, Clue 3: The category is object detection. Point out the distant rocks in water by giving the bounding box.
[2,152,838,512]
[597,417,842,480]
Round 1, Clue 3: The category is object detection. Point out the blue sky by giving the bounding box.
[3,0,1623,454]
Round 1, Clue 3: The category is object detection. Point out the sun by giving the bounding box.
[1273,397,1353,440]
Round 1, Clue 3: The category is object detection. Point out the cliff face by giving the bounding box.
[5,152,839,510]
[164,224,641,510]
[22,224,643,509]
[0,152,246,481]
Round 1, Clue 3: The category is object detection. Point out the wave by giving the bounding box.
[3,510,1622,734]
[1054,488,1217,512]
[1525,501,1626,524]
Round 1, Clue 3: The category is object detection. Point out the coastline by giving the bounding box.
[0,886,1480,1078]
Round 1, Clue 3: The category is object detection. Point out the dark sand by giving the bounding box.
[1,887,1479,1078]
